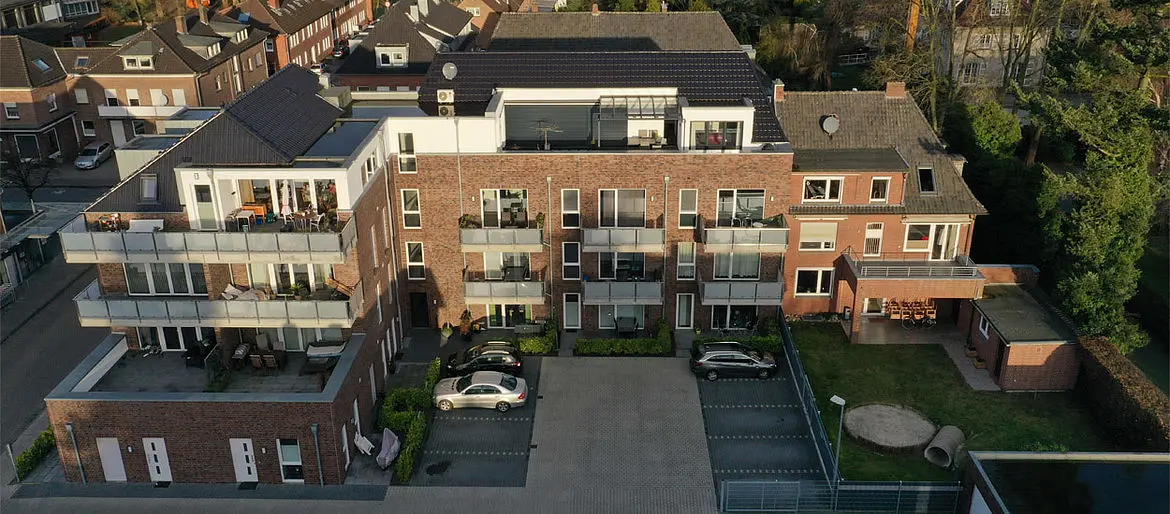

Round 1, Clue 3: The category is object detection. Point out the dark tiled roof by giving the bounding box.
[794,148,907,172]
[88,66,343,213]
[0,35,66,88]
[237,0,343,35]
[417,51,785,142]
[484,12,741,52]
[774,91,986,215]
[54,47,118,73]
[424,0,474,36]
[337,1,469,77]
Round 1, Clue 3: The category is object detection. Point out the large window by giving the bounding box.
[802,178,842,202]
[397,133,416,173]
[599,305,645,329]
[798,222,837,251]
[713,252,760,280]
[961,62,984,85]
[562,242,580,280]
[137,326,211,351]
[904,223,961,260]
[482,189,528,228]
[713,305,757,329]
[406,242,425,280]
[917,167,936,193]
[678,189,698,228]
[677,242,696,280]
[599,252,645,280]
[716,189,765,226]
[125,263,206,295]
[561,189,580,228]
[278,439,304,482]
[870,177,890,202]
[401,189,421,228]
[599,189,645,228]
[691,121,740,150]
[3,103,17,119]
[795,268,833,296]
[979,313,991,338]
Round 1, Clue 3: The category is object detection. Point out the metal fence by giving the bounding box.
[720,480,963,513]
[777,306,836,483]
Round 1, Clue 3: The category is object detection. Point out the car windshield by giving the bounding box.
[79,149,97,156]
[500,374,517,391]
[455,375,473,391]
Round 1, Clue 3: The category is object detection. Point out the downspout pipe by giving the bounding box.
[64,422,86,483]
[311,423,324,486]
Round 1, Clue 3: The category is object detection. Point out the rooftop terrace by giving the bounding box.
[303,121,379,158]
[93,352,322,394]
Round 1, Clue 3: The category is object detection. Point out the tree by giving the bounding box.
[956,100,1023,158]
[0,145,55,212]
[644,0,662,11]
[688,0,711,11]
[757,21,832,89]
[615,0,638,11]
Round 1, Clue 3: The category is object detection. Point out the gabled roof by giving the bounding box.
[0,35,66,88]
[336,0,471,77]
[775,90,986,215]
[424,0,474,36]
[236,0,343,35]
[484,12,742,52]
[88,66,343,213]
[416,50,785,142]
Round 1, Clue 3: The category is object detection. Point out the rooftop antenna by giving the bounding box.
[534,120,562,151]
[441,62,458,80]
[821,114,840,138]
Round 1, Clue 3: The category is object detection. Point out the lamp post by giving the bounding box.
[829,395,846,509]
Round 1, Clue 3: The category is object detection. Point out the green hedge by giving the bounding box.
[424,358,442,390]
[693,335,783,354]
[395,413,429,484]
[575,321,671,356]
[517,332,556,355]
[380,410,422,434]
[384,387,431,413]
[15,428,55,479]
[1077,337,1170,451]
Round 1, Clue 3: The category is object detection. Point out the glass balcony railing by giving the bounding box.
[581,228,666,253]
[582,281,664,305]
[459,228,544,252]
[701,281,785,306]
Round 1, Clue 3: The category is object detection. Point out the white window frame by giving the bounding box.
[676,242,696,280]
[598,189,647,228]
[466,6,480,15]
[977,33,994,49]
[81,120,96,137]
[599,305,645,329]
[675,293,694,329]
[961,61,985,85]
[711,304,759,330]
[989,0,1009,16]
[978,313,991,338]
[74,88,89,104]
[561,189,580,228]
[278,439,304,483]
[794,268,834,296]
[137,325,209,351]
[401,189,421,228]
[917,167,936,193]
[713,251,761,280]
[870,177,891,203]
[131,119,147,136]
[863,222,884,257]
[480,189,528,228]
[124,263,206,296]
[562,242,580,280]
[678,189,698,228]
[798,222,838,251]
[405,242,424,280]
[47,93,57,112]
[140,173,158,201]
[802,177,843,203]
[716,189,766,226]
[3,103,18,119]
[369,226,379,268]
[397,133,416,173]
[903,223,960,257]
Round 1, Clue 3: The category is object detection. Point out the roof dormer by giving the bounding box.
[119,41,157,70]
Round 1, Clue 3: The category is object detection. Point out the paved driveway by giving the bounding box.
[411,358,541,487]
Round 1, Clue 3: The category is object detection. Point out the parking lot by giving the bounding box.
[411,357,541,487]
[697,355,824,485]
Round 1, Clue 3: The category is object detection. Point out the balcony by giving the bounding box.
[462,269,546,304]
[701,214,790,253]
[581,228,666,253]
[843,251,983,279]
[73,280,363,328]
[460,228,544,253]
[701,281,784,306]
[582,281,664,305]
[98,105,186,118]
[59,215,357,264]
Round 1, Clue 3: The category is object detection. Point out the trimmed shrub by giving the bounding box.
[394,413,429,484]
[517,332,556,355]
[379,410,420,433]
[424,358,442,390]
[386,387,431,412]
[394,448,415,484]
[694,335,783,355]
[1077,337,1170,451]
[15,428,55,479]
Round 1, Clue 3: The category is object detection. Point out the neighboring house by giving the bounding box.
[50,66,400,485]
[530,0,564,12]
[234,0,372,73]
[54,7,270,147]
[334,0,472,91]
[455,0,529,41]
[480,11,742,51]
[952,0,1049,89]
[0,34,79,162]
[0,0,103,46]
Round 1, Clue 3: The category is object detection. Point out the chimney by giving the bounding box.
[175,15,186,34]
[409,3,418,19]
[418,0,429,18]
[885,81,906,99]
[591,3,599,14]
[773,79,785,103]
[197,5,208,24]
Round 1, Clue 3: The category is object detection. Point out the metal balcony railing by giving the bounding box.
[843,250,981,278]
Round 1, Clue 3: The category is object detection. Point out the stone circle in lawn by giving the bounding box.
[844,403,937,453]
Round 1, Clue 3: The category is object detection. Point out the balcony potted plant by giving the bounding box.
[289,283,307,301]
[440,322,454,342]
[534,212,545,229]
[458,214,482,229]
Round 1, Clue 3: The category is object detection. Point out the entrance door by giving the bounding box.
[142,438,173,482]
[563,293,580,330]
[96,437,126,482]
[109,120,126,146]
[930,224,960,261]
[194,185,217,230]
[676,293,694,329]
[409,292,429,327]
[229,438,258,482]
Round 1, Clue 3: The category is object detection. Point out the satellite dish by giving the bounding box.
[821,114,840,135]
[441,62,458,80]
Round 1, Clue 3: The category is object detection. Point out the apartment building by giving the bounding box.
[0,34,79,161]
[54,8,269,147]
[952,0,1049,89]
[49,66,402,484]
[0,0,102,45]
[333,0,473,91]
[235,0,371,74]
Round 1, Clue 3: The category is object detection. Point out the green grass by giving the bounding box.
[1138,235,1169,304]
[792,323,1107,481]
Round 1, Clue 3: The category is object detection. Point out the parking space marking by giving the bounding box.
[707,434,809,440]
[431,416,533,422]
[713,468,821,475]
[701,404,800,409]
[422,450,530,457]
[701,377,788,383]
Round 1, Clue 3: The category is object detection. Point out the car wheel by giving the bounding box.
[757,369,771,379]
[705,370,719,381]
[438,400,454,411]
[495,401,511,413]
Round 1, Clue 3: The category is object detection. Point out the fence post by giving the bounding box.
[7,443,19,483]
[895,481,903,514]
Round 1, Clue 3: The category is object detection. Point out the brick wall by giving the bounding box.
[1000,342,1079,391]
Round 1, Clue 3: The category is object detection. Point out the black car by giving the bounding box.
[445,342,523,377]
[331,43,349,58]
[690,343,777,381]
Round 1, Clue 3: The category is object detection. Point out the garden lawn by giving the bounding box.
[792,323,1107,481]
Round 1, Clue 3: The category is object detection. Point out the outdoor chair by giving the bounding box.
[249,354,264,372]
[262,354,279,371]
[310,214,326,232]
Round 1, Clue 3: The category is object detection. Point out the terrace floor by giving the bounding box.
[91,351,322,393]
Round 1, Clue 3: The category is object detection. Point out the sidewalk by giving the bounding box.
[1,261,95,343]
[1,411,51,488]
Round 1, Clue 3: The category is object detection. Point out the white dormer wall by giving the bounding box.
[679,104,758,151]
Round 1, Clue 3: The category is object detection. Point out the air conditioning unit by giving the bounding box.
[437,105,455,117]
[436,89,455,104]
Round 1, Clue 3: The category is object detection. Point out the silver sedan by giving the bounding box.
[433,371,528,413]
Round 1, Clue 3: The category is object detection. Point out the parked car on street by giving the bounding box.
[690,343,777,381]
[74,141,112,169]
[433,371,528,412]
[445,342,523,376]
[309,63,324,74]
[331,43,349,58]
